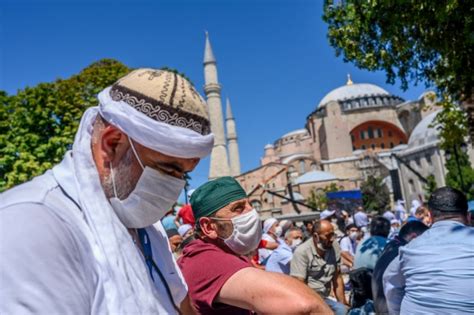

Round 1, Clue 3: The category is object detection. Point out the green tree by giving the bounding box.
[361,175,390,213]
[306,183,340,211]
[423,175,438,201]
[323,1,473,101]
[323,1,474,143]
[433,99,474,199]
[0,59,131,191]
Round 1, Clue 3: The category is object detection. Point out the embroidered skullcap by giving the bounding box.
[263,218,278,233]
[428,186,468,213]
[97,68,214,159]
[110,68,210,134]
[191,176,247,222]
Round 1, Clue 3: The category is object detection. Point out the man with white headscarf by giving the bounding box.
[259,217,281,264]
[0,69,214,314]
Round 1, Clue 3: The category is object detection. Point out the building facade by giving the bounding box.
[236,76,473,219]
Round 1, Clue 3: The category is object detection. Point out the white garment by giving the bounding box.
[409,199,421,217]
[259,233,276,263]
[0,153,187,314]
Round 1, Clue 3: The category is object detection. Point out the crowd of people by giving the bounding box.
[161,182,474,315]
[1,68,473,314]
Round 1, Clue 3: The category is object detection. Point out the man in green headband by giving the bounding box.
[178,176,331,314]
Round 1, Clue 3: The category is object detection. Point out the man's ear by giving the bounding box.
[199,217,219,240]
[100,126,129,164]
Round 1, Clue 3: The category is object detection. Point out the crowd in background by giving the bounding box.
[163,186,474,314]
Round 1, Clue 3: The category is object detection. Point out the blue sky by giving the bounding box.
[1,0,429,199]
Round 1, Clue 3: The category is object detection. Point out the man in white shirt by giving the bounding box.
[383,187,474,314]
[0,69,214,314]
[266,227,303,274]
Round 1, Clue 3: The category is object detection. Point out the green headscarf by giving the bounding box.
[190,176,247,222]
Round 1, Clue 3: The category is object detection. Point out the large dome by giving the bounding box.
[407,110,441,148]
[318,83,390,108]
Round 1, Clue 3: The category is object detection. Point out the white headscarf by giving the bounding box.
[410,199,422,217]
[70,87,214,313]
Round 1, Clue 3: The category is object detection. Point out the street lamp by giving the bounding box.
[445,143,468,192]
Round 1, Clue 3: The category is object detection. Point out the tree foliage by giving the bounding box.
[0,59,131,191]
[432,98,474,198]
[361,175,390,213]
[423,174,438,201]
[323,0,473,101]
[307,182,340,211]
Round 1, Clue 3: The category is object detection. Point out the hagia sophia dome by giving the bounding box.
[316,77,404,111]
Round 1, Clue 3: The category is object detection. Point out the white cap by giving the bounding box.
[263,218,278,233]
[320,210,336,220]
[391,219,401,225]
[178,224,193,237]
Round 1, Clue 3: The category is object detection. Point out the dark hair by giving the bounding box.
[166,228,180,238]
[303,220,313,227]
[398,221,429,242]
[428,187,468,216]
[345,223,357,232]
[415,206,428,216]
[369,216,391,238]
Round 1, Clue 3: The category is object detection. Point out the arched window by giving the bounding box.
[299,160,305,174]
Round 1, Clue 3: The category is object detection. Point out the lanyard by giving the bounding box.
[137,228,182,315]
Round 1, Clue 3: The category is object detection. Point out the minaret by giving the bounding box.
[203,32,230,179]
[226,98,241,176]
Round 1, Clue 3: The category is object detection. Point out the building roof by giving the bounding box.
[294,170,337,184]
[318,83,390,108]
[281,153,312,164]
[407,110,441,148]
[281,128,308,138]
[284,192,305,201]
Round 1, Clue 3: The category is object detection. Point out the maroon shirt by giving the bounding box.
[178,239,253,315]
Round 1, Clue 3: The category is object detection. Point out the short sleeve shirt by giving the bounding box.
[290,238,341,297]
[339,236,356,256]
[177,239,252,315]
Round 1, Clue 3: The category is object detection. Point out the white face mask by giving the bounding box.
[349,231,358,240]
[274,226,283,238]
[109,138,185,228]
[216,209,262,255]
[290,238,302,250]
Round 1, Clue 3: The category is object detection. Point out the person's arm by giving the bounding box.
[174,211,182,228]
[179,294,196,315]
[340,251,354,267]
[217,268,333,314]
[383,256,405,315]
[264,240,279,250]
[332,267,348,305]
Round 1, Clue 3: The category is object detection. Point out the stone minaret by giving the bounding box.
[226,97,241,176]
[204,32,230,179]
